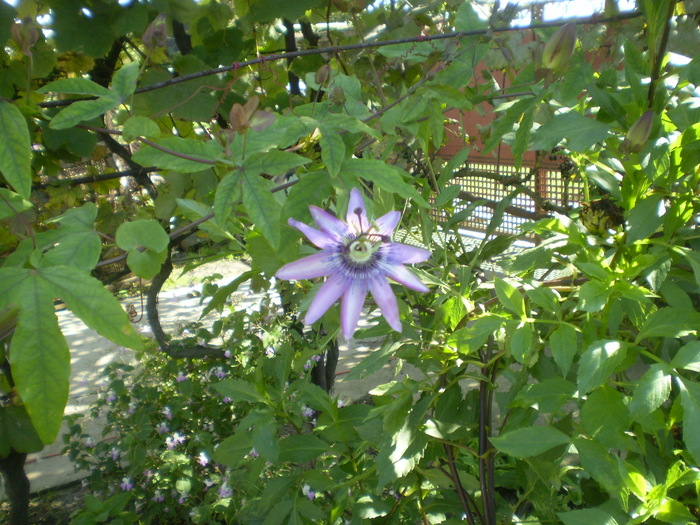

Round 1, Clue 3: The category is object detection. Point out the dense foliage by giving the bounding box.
[2,0,700,523]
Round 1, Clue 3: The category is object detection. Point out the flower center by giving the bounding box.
[347,236,377,263]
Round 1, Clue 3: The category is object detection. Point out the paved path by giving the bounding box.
[1,260,406,497]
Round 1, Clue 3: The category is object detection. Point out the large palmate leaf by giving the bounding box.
[0,266,142,443]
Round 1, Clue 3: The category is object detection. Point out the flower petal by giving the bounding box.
[384,264,429,292]
[369,278,401,332]
[276,252,333,280]
[346,188,367,233]
[305,274,349,325]
[375,211,401,236]
[288,218,335,249]
[309,206,348,238]
[341,281,367,339]
[389,242,431,264]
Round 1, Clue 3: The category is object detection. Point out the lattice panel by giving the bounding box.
[435,161,584,236]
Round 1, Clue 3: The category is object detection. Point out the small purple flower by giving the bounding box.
[83,436,95,448]
[156,422,170,435]
[222,397,232,404]
[105,391,116,403]
[213,366,226,379]
[302,484,316,501]
[249,448,259,458]
[120,477,133,491]
[303,360,312,371]
[218,482,233,498]
[312,354,322,362]
[275,188,430,339]
[166,432,186,449]
[198,452,209,466]
[142,469,154,480]
[152,489,165,502]
[127,401,137,414]
[265,346,275,357]
[224,349,232,358]
[110,447,121,461]
[175,371,188,382]
[162,407,173,420]
[178,492,189,504]
[301,405,314,418]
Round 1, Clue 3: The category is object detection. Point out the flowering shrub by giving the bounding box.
[63,298,342,524]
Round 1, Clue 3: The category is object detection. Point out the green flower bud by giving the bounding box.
[620,110,654,155]
[542,23,577,71]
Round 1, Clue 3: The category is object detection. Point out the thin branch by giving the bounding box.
[38,11,643,109]
[33,167,161,189]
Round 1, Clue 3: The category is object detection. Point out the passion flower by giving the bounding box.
[276,188,430,339]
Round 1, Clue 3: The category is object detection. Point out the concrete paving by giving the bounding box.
[0,260,408,498]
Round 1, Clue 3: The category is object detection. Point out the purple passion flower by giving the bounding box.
[276,188,430,339]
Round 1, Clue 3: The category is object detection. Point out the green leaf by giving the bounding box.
[110,61,140,100]
[494,277,526,318]
[532,112,610,152]
[577,280,611,313]
[0,100,32,198]
[213,170,241,224]
[345,340,399,381]
[573,437,624,494]
[581,385,630,449]
[253,417,279,463]
[0,189,32,220]
[577,340,626,393]
[558,509,619,525]
[677,377,700,464]
[122,116,160,142]
[319,131,346,178]
[116,219,169,252]
[211,379,265,403]
[39,203,101,272]
[248,0,323,22]
[339,158,429,208]
[514,377,577,413]
[213,431,253,468]
[116,220,169,280]
[282,171,332,222]
[279,434,329,462]
[626,194,665,243]
[629,364,671,418]
[39,266,144,350]
[201,271,254,317]
[550,324,577,377]
[490,425,569,458]
[455,1,488,32]
[241,171,281,249]
[0,406,44,456]
[671,341,700,372]
[512,104,536,168]
[509,321,534,365]
[0,268,70,444]
[243,151,310,176]
[49,97,120,130]
[131,137,222,173]
[636,308,700,343]
[36,77,114,98]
